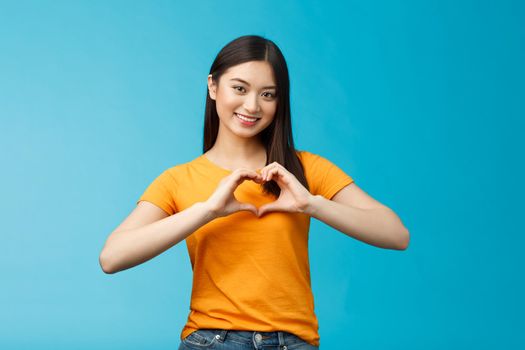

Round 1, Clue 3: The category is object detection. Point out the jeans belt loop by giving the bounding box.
[218,329,228,342]
[278,331,286,347]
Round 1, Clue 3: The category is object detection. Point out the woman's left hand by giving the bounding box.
[257,162,313,217]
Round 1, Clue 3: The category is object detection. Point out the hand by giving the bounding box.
[257,162,313,217]
[205,168,264,218]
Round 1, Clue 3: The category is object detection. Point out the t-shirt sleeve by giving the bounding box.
[299,151,355,200]
[136,169,178,215]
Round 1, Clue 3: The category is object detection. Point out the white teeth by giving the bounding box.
[235,113,258,122]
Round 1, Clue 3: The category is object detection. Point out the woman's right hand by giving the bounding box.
[205,168,264,218]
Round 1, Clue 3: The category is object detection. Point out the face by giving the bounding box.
[208,60,278,139]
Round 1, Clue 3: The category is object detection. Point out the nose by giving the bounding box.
[243,92,260,115]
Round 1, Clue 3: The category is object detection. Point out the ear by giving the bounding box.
[207,74,217,100]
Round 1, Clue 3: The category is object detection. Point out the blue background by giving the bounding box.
[1,0,523,349]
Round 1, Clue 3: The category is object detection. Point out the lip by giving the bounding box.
[235,112,260,126]
[235,112,260,119]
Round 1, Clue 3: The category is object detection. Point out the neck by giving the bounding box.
[205,126,267,168]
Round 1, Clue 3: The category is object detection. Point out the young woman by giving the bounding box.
[99,35,410,350]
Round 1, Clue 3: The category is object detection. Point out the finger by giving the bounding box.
[219,171,253,193]
[259,168,267,181]
[242,169,262,180]
[267,168,288,185]
[262,165,278,182]
[252,170,264,184]
[261,163,289,181]
[266,168,280,181]
[231,168,261,185]
[234,168,258,178]
[260,163,274,180]
[261,161,284,171]
[245,171,263,184]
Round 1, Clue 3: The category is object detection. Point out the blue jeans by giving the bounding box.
[178,329,319,350]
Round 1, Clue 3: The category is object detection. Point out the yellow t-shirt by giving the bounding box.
[136,150,354,347]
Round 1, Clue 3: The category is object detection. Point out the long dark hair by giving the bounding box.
[203,35,308,198]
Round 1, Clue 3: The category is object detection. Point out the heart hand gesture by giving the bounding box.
[256,162,313,217]
[204,162,313,219]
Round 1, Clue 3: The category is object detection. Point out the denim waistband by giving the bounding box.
[200,329,310,348]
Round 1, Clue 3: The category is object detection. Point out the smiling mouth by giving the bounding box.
[235,113,260,123]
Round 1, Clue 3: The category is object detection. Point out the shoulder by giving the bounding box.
[294,148,352,179]
[295,149,325,166]
[295,149,314,161]
[162,154,203,178]
[294,149,354,199]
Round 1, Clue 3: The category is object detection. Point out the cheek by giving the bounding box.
[216,91,240,115]
[264,102,278,118]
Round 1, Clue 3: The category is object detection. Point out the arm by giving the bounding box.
[99,168,262,274]
[99,201,216,274]
[256,163,409,250]
[304,183,410,250]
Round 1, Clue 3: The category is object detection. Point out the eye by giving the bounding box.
[233,85,246,93]
[262,91,276,99]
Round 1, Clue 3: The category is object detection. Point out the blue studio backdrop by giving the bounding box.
[1,1,523,349]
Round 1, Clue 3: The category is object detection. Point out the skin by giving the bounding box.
[204,60,308,217]
[205,60,410,249]
[99,60,409,274]
[205,60,277,170]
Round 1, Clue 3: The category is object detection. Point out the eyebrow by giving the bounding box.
[229,78,277,90]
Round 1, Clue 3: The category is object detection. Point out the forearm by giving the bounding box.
[304,195,410,250]
[100,202,216,274]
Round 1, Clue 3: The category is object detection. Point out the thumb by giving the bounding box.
[238,202,258,216]
[258,202,282,217]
